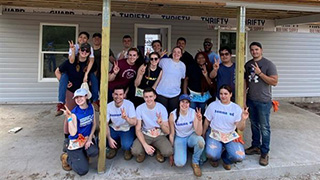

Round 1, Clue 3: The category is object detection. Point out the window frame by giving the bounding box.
[217,30,248,61]
[38,23,78,82]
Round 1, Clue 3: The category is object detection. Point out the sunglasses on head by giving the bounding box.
[80,47,90,53]
[150,57,159,61]
[220,53,230,56]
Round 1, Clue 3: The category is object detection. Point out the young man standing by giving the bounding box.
[210,46,235,102]
[131,87,173,163]
[117,35,132,60]
[106,86,137,160]
[244,42,278,166]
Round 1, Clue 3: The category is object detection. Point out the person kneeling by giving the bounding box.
[106,86,137,160]
[169,94,205,177]
[203,85,249,170]
[131,87,173,163]
[60,88,99,176]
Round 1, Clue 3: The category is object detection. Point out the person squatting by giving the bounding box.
[56,34,278,177]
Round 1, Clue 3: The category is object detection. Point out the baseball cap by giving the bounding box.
[179,94,191,101]
[204,38,213,44]
[80,43,91,52]
[93,33,101,38]
[73,88,89,99]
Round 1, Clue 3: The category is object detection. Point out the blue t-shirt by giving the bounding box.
[69,103,94,140]
[217,63,235,101]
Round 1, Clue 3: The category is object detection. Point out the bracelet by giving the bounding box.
[257,72,262,76]
[67,117,73,122]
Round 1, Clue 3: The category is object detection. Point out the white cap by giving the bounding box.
[73,88,90,99]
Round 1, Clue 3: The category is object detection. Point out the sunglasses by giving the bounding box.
[204,42,212,46]
[80,48,90,53]
[220,53,230,56]
[150,57,159,61]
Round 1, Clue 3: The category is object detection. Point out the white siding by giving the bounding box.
[0,14,218,103]
[0,13,102,103]
[1,12,319,103]
[248,31,320,98]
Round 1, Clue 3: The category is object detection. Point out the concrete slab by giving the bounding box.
[1,101,320,180]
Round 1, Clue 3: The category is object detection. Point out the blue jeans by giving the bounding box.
[109,126,135,150]
[174,132,205,166]
[246,99,272,154]
[58,73,69,103]
[205,129,245,165]
[58,73,99,103]
[190,101,206,115]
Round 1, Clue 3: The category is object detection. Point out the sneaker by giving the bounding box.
[124,150,133,160]
[62,138,69,152]
[136,153,145,163]
[222,162,231,170]
[191,163,202,177]
[56,103,65,116]
[60,153,72,171]
[209,160,219,167]
[106,148,117,159]
[155,150,165,163]
[259,153,269,166]
[92,101,100,112]
[245,146,261,155]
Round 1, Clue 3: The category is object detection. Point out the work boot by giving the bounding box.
[155,150,165,163]
[136,153,145,163]
[56,103,65,116]
[106,148,117,159]
[259,153,269,166]
[191,163,202,177]
[124,150,133,160]
[209,160,219,167]
[222,162,231,170]
[92,101,100,112]
[245,146,261,155]
[60,153,72,171]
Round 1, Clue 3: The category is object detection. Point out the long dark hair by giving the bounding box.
[195,52,213,95]
[75,54,90,72]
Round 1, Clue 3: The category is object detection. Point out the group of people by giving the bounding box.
[56,32,278,177]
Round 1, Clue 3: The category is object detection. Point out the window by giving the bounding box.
[144,34,161,55]
[39,23,78,81]
[218,31,247,62]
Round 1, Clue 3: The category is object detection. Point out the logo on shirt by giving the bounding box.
[122,69,136,79]
[79,114,93,127]
[248,67,259,83]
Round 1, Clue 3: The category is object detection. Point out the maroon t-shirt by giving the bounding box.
[109,59,138,91]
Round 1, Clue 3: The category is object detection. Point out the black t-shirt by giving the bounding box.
[59,58,96,92]
[138,66,162,89]
[186,63,203,93]
[94,48,102,80]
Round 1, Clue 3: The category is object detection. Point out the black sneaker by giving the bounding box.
[245,146,261,155]
[259,153,269,166]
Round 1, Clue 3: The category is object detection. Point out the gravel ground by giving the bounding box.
[291,102,320,116]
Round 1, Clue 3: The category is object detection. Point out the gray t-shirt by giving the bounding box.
[245,57,277,102]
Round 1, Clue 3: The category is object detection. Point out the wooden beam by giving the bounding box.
[235,6,245,108]
[97,0,110,174]
[275,14,320,26]
[235,6,246,137]
[118,0,226,7]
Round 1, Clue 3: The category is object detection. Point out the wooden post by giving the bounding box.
[235,6,246,108]
[98,0,110,173]
[236,6,246,137]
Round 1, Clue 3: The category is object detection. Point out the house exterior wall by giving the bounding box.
[0,12,319,103]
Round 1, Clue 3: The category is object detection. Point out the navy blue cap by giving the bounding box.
[179,94,191,101]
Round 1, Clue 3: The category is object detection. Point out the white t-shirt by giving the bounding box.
[204,100,242,133]
[172,108,195,138]
[136,102,168,132]
[107,99,136,131]
[116,50,128,60]
[69,44,94,58]
[156,58,186,98]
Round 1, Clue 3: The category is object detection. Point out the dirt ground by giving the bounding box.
[291,102,320,116]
